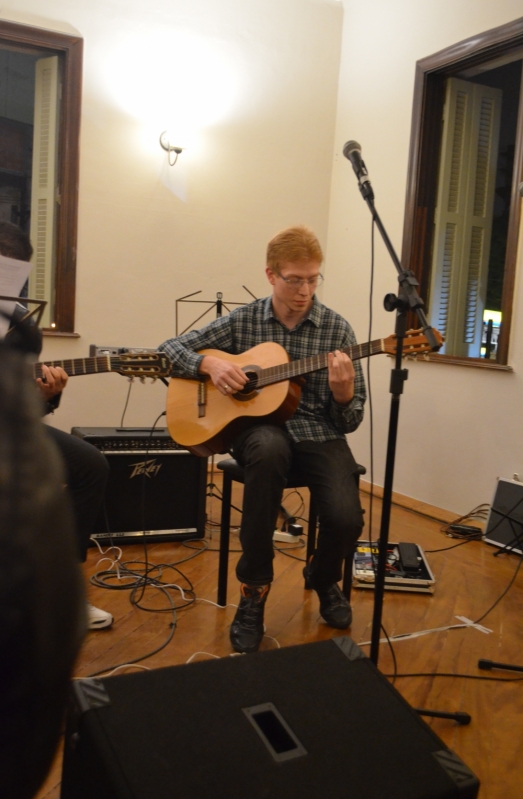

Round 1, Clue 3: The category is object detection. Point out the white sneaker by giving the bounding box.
[86,603,114,630]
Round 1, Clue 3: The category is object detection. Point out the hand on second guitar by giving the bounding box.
[36,364,69,400]
[199,355,249,396]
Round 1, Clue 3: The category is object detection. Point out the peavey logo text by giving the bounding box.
[129,459,162,479]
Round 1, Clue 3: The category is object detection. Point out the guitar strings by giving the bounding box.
[242,340,387,391]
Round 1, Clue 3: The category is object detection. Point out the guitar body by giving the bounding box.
[166,342,301,457]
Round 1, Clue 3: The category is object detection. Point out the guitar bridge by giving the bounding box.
[198,379,207,418]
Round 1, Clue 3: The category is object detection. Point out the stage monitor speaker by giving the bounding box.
[484,477,523,555]
[61,637,479,799]
[71,427,207,544]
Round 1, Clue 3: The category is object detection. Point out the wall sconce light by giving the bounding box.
[160,131,184,165]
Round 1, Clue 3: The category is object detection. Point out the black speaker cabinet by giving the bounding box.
[71,427,207,544]
[61,638,479,799]
[484,477,523,555]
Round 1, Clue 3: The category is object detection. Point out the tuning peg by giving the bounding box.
[140,376,145,384]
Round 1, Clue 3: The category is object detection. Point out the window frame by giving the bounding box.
[401,16,523,368]
[0,19,82,334]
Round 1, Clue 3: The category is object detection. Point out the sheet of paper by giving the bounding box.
[0,254,33,338]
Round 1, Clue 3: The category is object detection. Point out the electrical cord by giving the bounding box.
[425,538,475,553]
[184,529,243,553]
[92,560,197,609]
[273,540,306,561]
[280,489,306,526]
[473,555,523,625]
[87,601,177,678]
[381,624,397,684]
[131,575,196,612]
[76,664,151,680]
[439,503,489,539]
[132,413,166,606]
[185,542,243,553]
[367,217,375,557]
[365,552,523,680]
[189,488,307,554]
[378,500,501,670]
[427,521,523,624]
[119,378,134,427]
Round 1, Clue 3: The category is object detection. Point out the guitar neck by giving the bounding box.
[256,338,385,388]
[33,356,115,380]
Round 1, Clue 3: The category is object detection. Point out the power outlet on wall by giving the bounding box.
[89,344,125,357]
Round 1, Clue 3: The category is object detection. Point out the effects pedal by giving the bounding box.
[398,542,420,573]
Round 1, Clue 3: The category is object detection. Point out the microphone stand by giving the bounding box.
[348,170,468,725]
[348,177,440,666]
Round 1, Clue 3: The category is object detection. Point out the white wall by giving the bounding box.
[325,0,523,514]
[4,0,523,516]
[1,0,343,431]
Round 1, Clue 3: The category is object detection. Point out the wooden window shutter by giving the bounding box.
[429,77,501,357]
[28,55,59,328]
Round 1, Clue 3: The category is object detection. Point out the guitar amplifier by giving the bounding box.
[71,427,207,544]
[483,477,523,555]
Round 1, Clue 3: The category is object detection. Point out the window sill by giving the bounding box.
[43,330,80,338]
[403,353,513,371]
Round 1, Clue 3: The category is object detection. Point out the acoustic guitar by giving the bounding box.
[34,351,171,381]
[166,329,442,457]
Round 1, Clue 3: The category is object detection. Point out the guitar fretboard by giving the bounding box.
[33,356,115,380]
[33,352,171,381]
[254,339,384,389]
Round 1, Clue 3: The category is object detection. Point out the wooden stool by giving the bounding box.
[216,458,365,606]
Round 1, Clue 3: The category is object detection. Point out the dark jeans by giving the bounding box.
[231,425,364,588]
[45,426,109,562]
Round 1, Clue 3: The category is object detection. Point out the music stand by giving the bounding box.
[0,295,47,340]
[0,295,46,321]
[174,287,257,508]
[479,478,523,674]
[175,287,257,336]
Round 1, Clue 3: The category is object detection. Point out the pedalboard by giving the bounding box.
[353,540,435,593]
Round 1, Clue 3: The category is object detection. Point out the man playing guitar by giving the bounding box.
[160,226,366,653]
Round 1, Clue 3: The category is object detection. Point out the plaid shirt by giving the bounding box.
[159,295,366,443]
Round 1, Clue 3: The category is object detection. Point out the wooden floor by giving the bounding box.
[37,483,523,799]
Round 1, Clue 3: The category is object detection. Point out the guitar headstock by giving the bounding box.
[115,351,172,379]
[382,328,444,357]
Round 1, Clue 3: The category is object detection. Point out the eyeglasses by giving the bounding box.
[274,269,324,289]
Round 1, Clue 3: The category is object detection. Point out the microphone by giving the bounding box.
[342,140,374,200]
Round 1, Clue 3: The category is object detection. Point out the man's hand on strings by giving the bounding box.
[327,350,355,405]
[199,355,248,396]
[36,365,68,400]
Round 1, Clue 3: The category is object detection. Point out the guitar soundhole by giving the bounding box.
[234,368,259,402]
